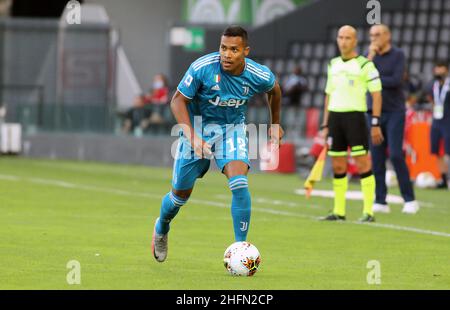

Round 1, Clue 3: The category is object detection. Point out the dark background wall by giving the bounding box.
[169,0,408,84]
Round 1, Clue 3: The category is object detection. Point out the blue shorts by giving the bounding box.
[172,124,250,190]
[430,120,450,155]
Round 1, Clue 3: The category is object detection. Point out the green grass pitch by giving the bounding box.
[0,157,449,289]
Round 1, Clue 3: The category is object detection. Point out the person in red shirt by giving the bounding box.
[122,73,169,134]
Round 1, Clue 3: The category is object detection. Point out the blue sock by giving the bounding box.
[228,175,251,241]
[156,192,187,235]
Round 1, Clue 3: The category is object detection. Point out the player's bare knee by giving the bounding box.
[223,161,249,179]
[332,158,347,175]
[354,155,372,174]
[172,188,192,201]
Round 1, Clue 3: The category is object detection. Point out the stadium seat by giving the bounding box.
[286,59,297,74]
[317,76,327,91]
[313,93,324,108]
[290,42,301,58]
[393,12,404,27]
[274,59,285,74]
[417,13,428,27]
[424,46,436,59]
[321,61,328,75]
[409,61,421,76]
[415,28,426,43]
[282,106,298,130]
[419,0,431,11]
[437,44,449,59]
[301,92,312,108]
[409,0,419,10]
[325,43,336,58]
[307,76,316,90]
[429,13,441,27]
[443,13,450,26]
[381,11,392,25]
[439,28,450,43]
[314,43,325,59]
[423,61,435,79]
[309,60,321,75]
[432,0,442,11]
[426,28,439,43]
[404,12,415,27]
[402,28,413,44]
[400,44,411,58]
[391,28,401,44]
[412,45,424,60]
[299,59,309,74]
[356,27,364,42]
[302,43,313,58]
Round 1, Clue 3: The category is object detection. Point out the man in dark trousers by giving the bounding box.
[366,24,419,214]
[427,60,450,189]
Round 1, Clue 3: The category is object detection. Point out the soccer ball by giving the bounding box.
[415,172,437,189]
[223,241,261,276]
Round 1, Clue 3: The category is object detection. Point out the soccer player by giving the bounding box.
[151,26,284,262]
[427,60,450,189]
[366,24,419,214]
[319,25,383,222]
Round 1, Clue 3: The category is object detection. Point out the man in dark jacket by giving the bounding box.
[366,24,419,214]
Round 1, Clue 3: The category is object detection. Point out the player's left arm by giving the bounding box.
[266,81,284,145]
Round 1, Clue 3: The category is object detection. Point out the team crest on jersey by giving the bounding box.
[242,86,250,96]
[214,74,221,83]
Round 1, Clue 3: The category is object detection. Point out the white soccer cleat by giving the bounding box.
[372,203,391,214]
[152,218,168,262]
[402,200,420,214]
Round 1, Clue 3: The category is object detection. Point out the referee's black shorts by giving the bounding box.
[327,111,369,157]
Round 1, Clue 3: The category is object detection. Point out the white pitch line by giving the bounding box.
[295,188,436,209]
[0,174,20,181]
[1,174,449,238]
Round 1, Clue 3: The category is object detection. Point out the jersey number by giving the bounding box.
[226,138,246,153]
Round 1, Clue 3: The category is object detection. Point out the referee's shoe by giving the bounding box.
[320,213,346,221]
[358,213,375,223]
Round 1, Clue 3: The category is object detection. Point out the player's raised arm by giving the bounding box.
[170,90,211,157]
[266,81,284,144]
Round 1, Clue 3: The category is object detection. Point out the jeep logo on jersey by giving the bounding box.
[208,96,246,108]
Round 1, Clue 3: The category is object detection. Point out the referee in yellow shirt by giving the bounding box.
[320,25,384,222]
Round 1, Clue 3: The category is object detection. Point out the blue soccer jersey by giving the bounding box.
[172,52,276,190]
[177,52,276,135]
